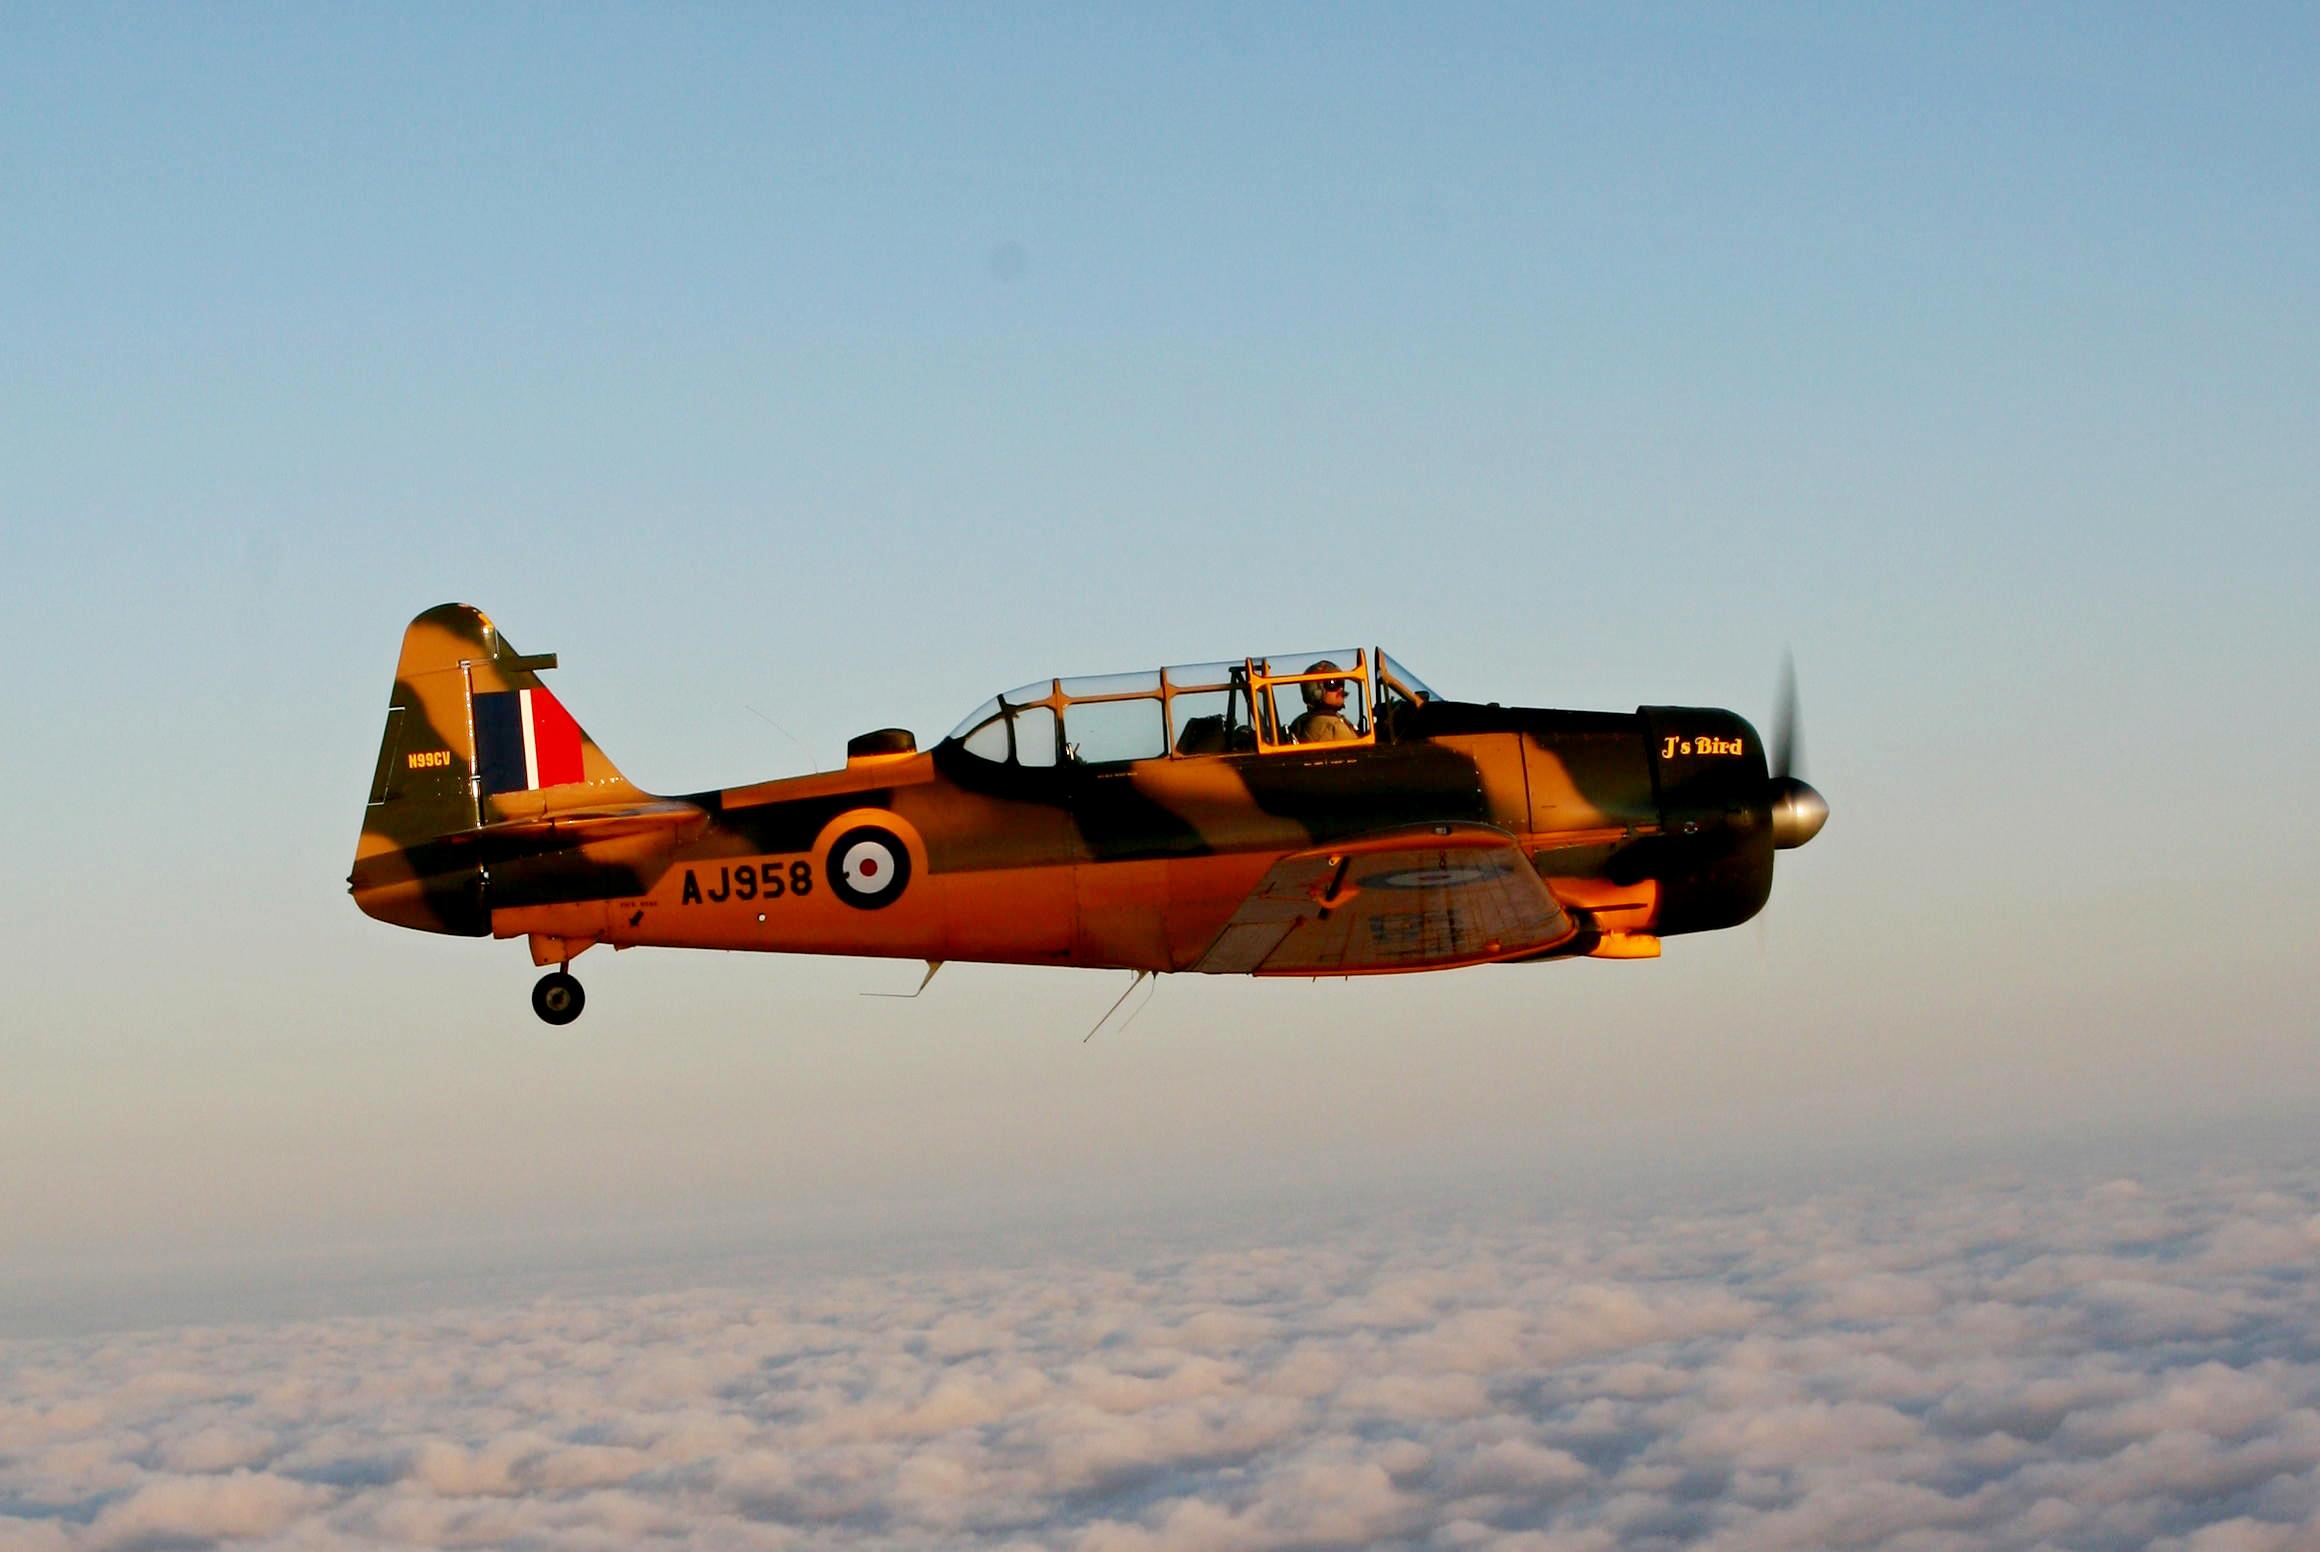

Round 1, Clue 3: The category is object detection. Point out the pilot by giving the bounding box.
[1289,662,1359,743]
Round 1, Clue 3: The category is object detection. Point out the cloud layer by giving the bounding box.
[6,1159,2320,1550]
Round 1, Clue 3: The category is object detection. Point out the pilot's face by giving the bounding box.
[1318,680,1346,703]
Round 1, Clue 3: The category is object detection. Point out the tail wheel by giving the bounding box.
[532,971,585,1026]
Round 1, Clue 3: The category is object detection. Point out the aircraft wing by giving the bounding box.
[1194,823,1576,975]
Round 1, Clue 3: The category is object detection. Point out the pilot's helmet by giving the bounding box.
[1301,661,1347,710]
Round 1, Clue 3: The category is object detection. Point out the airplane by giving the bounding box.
[351,604,1828,1024]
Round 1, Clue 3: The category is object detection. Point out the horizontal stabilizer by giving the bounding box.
[439,803,705,847]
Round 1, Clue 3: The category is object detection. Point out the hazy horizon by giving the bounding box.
[9,1088,2310,1344]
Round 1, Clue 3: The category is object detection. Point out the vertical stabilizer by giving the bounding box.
[351,604,641,934]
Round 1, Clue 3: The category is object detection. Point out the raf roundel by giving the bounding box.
[1364,861,1506,890]
[827,824,912,910]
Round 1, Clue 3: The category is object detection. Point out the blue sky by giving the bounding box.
[1,6,2315,1282]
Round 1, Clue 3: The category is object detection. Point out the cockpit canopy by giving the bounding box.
[944,649,1438,768]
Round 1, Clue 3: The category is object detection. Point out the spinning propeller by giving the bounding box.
[1766,653,1830,850]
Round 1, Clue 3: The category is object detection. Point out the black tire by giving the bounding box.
[532,971,585,1026]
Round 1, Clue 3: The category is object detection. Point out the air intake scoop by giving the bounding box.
[847,728,918,764]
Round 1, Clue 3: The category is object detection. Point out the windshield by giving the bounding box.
[1378,651,1438,707]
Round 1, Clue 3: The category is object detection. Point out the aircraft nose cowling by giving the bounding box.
[1769,776,1829,849]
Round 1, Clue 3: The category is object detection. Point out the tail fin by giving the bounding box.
[351,604,642,934]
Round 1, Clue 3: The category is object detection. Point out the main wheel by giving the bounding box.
[532,971,585,1026]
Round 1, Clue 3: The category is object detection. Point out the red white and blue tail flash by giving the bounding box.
[474,687,584,795]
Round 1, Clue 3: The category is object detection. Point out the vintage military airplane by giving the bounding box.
[352,604,1828,1023]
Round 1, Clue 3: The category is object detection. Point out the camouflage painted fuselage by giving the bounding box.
[351,605,1780,976]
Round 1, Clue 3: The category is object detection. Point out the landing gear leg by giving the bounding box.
[532,970,585,1026]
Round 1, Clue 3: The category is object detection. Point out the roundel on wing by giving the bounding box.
[827,824,912,910]
[1362,861,1507,890]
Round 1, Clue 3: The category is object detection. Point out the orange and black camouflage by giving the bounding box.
[351,605,1829,1023]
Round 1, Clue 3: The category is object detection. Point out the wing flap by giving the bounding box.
[1194,824,1575,976]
